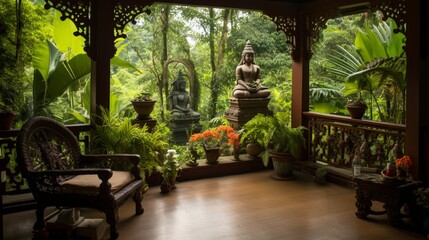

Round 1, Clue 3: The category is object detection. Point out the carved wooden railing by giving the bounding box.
[0,124,91,212]
[303,112,406,170]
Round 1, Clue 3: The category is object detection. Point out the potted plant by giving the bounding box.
[239,114,271,159]
[158,149,187,194]
[0,102,18,130]
[188,125,238,164]
[240,112,306,180]
[345,98,367,119]
[189,129,221,164]
[131,91,157,120]
[92,107,170,180]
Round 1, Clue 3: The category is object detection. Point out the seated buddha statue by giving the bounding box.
[168,71,200,120]
[232,41,271,99]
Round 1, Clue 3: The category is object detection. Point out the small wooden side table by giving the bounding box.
[353,174,421,226]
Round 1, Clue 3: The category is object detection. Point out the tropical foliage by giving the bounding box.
[91,107,170,175]
[312,13,406,123]
[1,0,406,128]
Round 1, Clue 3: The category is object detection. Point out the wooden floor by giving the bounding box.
[3,170,426,240]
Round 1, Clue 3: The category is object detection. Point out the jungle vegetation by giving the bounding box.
[0,1,406,129]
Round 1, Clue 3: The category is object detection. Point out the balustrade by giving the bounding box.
[0,114,407,212]
[303,112,405,170]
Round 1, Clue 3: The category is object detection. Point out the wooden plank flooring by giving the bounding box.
[3,170,426,240]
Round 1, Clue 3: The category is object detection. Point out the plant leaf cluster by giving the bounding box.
[92,107,170,175]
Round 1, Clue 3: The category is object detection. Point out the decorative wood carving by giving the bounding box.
[305,113,405,169]
[370,0,406,35]
[44,0,152,57]
[307,10,337,59]
[113,1,152,41]
[44,0,91,53]
[267,14,298,60]
[0,139,27,194]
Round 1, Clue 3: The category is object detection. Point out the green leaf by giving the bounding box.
[53,10,85,57]
[111,56,141,73]
[45,54,91,104]
[32,40,60,81]
[69,109,88,123]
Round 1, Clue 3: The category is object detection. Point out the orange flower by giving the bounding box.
[202,129,221,140]
[216,125,234,135]
[189,133,204,142]
[227,132,240,147]
[189,126,238,149]
[395,155,412,170]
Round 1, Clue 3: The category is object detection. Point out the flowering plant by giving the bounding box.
[189,129,221,149]
[227,132,240,149]
[395,155,412,171]
[189,125,239,150]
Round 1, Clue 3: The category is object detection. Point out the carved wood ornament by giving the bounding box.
[44,0,152,59]
[267,15,298,60]
[265,0,406,61]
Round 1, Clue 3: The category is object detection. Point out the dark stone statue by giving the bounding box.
[168,71,202,145]
[233,40,270,99]
[168,71,200,120]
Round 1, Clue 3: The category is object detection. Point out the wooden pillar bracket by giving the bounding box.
[44,0,91,53]
[45,0,153,58]
[307,9,336,59]
[370,0,406,35]
[265,13,298,61]
[113,0,152,41]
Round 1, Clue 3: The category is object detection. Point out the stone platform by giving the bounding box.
[225,97,272,130]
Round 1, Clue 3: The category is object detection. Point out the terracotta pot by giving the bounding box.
[131,100,157,120]
[269,151,296,180]
[204,146,220,164]
[246,143,262,159]
[346,103,367,119]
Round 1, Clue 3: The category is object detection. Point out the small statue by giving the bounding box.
[168,71,200,120]
[232,40,270,99]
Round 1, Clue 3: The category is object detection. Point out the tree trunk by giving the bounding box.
[208,9,229,119]
[160,5,170,120]
[217,9,230,69]
[208,8,217,119]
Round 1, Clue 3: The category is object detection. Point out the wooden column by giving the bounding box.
[405,0,425,181]
[415,0,429,184]
[291,11,309,128]
[90,0,115,122]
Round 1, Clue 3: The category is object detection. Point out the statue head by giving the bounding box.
[172,71,187,91]
[240,40,255,64]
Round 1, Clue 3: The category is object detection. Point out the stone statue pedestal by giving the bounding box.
[225,97,272,130]
[170,118,202,145]
[132,118,157,133]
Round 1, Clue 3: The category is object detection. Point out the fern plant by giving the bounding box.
[92,107,170,175]
[240,112,306,167]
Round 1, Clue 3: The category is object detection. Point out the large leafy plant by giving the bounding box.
[240,112,306,167]
[328,18,406,123]
[32,10,139,121]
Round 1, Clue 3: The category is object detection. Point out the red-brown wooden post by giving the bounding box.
[405,0,426,181]
[89,0,115,123]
